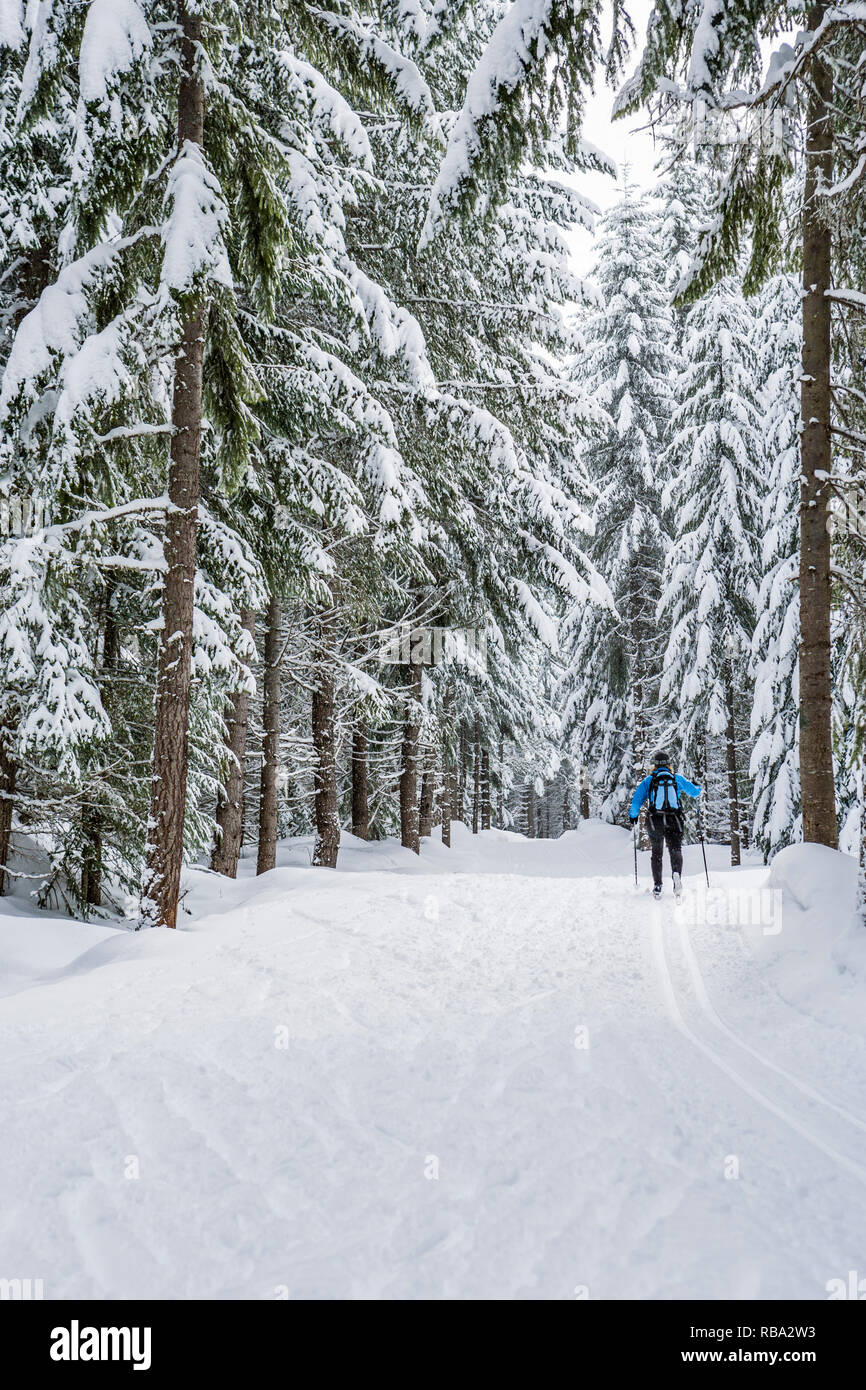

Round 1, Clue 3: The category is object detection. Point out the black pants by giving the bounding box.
[647,811,683,886]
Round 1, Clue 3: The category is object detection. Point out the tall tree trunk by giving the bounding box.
[725,669,741,866]
[257,595,281,875]
[140,9,206,928]
[481,747,490,830]
[399,661,422,852]
[526,781,535,838]
[799,11,837,847]
[441,761,452,848]
[497,731,504,826]
[312,665,339,868]
[351,720,370,840]
[456,721,467,824]
[0,726,15,896]
[80,804,103,909]
[418,752,435,839]
[441,689,454,848]
[82,600,119,909]
[695,739,707,842]
[580,766,590,820]
[472,718,480,834]
[212,607,256,877]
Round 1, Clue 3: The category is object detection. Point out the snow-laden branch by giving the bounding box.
[826,287,866,312]
[94,423,174,444]
[421,0,582,247]
[306,7,436,123]
[38,496,171,542]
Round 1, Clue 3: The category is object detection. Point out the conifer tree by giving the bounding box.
[749,271,803,858]
[560,187,674,821]
[659,277,763,861]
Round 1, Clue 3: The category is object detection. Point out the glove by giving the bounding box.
[629,815,638,826]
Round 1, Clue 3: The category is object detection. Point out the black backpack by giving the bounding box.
[647,767,681,815]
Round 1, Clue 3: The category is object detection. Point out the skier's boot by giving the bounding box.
[672,872,682,902]
[652,883,662,900]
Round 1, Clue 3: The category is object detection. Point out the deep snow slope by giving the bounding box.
[1,821,865,1300]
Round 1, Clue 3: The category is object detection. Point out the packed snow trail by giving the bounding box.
[1,821,865,1300]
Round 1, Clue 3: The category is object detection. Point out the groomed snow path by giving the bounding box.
[2,821,866,1300]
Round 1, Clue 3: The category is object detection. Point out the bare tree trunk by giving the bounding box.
[472,718,480,834]
[0,725,15,895]
[580,766,590,820]
[257,595,281,875]
[140,8,206,928]
[399,661,422,853]
[81,600,120,909]
[441,690,454,848]
[497,731,504,826]
[418,752,435,839]
[725,671,741,866]
[441,762,452,848]
[481,747,491,830]
[212,607,256,877]
[799,12,837,848]
[695,738,707,843]
[456,721,467,824]
[526,782,535,838]
[312,666,339,868]
[351,721,370,840]
[80,804,102,909]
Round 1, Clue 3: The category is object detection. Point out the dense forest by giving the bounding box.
[0,1,864,925]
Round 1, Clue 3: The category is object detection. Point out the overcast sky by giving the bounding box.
[565,0,658,274]
[565,1,796,275]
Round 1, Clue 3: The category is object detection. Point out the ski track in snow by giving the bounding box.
[650,905,866,1186]
[1,822,865,1300]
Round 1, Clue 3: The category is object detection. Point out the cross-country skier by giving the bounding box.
[629,751,701,899]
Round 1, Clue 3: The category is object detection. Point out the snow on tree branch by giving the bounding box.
[78,0,151,106]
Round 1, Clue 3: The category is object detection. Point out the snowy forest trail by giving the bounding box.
[2,821,866,1301]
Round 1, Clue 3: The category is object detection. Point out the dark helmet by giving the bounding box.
[651,749,670,767]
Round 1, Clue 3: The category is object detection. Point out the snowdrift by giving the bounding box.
[757,842,866,1021]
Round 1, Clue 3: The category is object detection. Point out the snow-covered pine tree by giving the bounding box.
[560,186,675,822]
[654,156,710,349]
[0,2,436,905]
[338,2,612,849]
[421,0,632,247]
[0,8,78,898]
[615,2,866,849]
[659,277,763,863]
[749,271,803,860]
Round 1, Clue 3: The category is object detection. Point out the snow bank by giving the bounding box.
[754,843,866,1023]
[770,842,857,921]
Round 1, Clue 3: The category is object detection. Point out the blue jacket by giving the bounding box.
[629,767,701,820]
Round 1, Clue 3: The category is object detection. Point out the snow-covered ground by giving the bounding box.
[2,820,865,1300]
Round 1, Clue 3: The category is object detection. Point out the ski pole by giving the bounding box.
[699,827,709,887]
[633,822,638,888]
